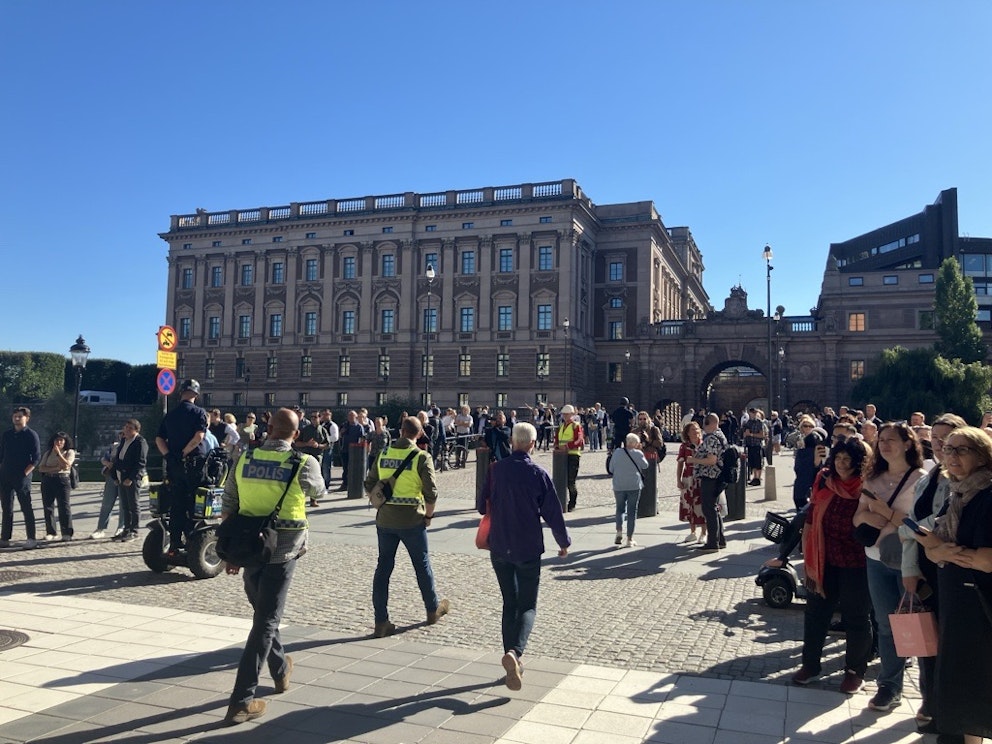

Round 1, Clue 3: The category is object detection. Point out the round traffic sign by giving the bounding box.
[157,368,177,396]
[158,325,178,352]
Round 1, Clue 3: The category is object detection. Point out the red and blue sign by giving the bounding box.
[157,368,177,396]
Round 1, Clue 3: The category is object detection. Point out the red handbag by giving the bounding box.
[476,504,491,550]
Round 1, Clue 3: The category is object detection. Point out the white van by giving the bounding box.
[79,391,118,405]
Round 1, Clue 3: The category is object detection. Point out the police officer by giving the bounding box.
[221,407,325,725]
[365,415,449,638]
[155,379,209,552]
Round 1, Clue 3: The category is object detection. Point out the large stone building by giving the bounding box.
[160,179,710,411]
[160,182,991,419]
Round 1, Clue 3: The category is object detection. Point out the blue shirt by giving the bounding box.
[478,450,571,563]
[0,426,41,477]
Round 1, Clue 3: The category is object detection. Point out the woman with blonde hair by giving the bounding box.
[915,426,992,744]
[676,421,706,544]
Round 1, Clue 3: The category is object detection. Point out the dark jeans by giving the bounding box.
[230,558,297,706]
[373,524,439,622]
[166,458,197,548]
[0,473,36,541]
[41,474,73,537]
[802,564,873,676]
[699,477,725,548]
[565,456,580,508]
[120,480,141,532]
[339,447,350,488]
[491,555,541,658]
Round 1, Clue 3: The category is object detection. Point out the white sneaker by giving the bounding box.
[682,534,697,543]
[625,537,638,548]
[43,534,57,542]
[90,530,106,540]
[614,531,623,545]
[23,539,37,549]
[113,528,124,538]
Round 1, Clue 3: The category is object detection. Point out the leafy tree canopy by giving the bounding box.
[0,352,65,402]
[850,345,992,424]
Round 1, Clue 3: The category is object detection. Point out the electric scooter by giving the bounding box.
[755,508,809,608]
[142,448,228,579]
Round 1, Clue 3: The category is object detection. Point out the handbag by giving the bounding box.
[69,462,80,490]
[476,507,491,550]
[854,470,914,547]
[889,592,938,657]
[215,454,302,567]
[367,449,420,509]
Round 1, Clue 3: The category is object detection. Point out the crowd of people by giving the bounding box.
[763,404,992,744]
[3,390,991,741]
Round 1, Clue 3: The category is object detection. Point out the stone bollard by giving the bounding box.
[475,445,490,500]
[637,452,658,518]
[552,449,569,511]
[347,442,369,500]
[763,464,777,502]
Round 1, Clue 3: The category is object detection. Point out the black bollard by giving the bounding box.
[346,442,369,500]
[637,453,658,518]
[551,449,569,511]
[475,445,490,500]
[725,445,747,520]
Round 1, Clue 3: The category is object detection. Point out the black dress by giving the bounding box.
[934,486,992,737]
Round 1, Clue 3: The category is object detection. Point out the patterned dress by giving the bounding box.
[677,442,705,526]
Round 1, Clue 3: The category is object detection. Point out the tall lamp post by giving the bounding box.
[381,358,390,404]
[777,347,785,412]
[763,245,774,465]
[537,360,548,406]
[561,317,570,406]
[69,335,91,446]
[424,264,435,408]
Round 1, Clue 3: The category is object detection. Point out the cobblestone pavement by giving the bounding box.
[0,449,912,695]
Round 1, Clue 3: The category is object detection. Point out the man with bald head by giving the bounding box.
[221,407,325,725]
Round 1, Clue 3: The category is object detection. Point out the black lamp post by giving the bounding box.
[537,360,548,406]
[777,347,785,412]
[425,264,435,408]
[69,335,91,445]
[243,364,251,409]
[763,245,774,465]
[562,317,570,406]
[381,358,390,403]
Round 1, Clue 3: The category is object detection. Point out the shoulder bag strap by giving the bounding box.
[622,445,639,468]
[268,453,304,520]
[387,449,421,483]
[886,469,916,507]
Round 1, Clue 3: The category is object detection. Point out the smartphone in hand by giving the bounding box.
[902,516,929,536]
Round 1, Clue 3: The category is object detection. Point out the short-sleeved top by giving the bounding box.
[696,429,727,480]
[157,401,209,458]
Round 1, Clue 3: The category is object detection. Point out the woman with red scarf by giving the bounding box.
[791,438,874,695]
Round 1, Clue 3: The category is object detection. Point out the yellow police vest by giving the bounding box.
[234,449,308,529]
[557,423,582,456]
[376,445,426,507]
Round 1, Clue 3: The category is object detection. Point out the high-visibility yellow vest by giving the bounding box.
[376,445,426,507]
[234,449,308,528]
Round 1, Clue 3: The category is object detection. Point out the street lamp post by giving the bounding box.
[243,365,251,409]
[381,358,390,404]
[777,347,785,412]
[763,245,774,465]
[562,317,570,406]
[69,335,91,446]
[425,264,435,408]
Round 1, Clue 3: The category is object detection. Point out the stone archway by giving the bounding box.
[699,359,770,417]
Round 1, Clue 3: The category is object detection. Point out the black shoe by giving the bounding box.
[120,531,138,543]
[868,686,902,712]
[718,541,727,549]
[828,619,847,634]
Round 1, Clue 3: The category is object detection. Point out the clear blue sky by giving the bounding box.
[3,0,990,365]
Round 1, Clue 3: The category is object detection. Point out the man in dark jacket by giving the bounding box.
[0,406,42,549]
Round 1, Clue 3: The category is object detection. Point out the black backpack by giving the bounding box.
[719,443,741,486]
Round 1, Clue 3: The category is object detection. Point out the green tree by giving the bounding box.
[934,257,987,363]
[0,352,65,402]
[850,346,992,423]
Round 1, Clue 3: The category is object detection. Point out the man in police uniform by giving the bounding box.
[155,380,209,551]
[365,416,449,638]
[221,407,325,725]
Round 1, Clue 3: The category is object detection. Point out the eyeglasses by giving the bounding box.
[800,424,813,429]
[941,445,977,457]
